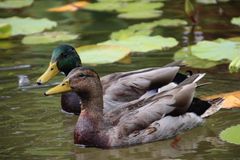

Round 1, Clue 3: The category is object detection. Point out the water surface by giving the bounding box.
[0,1,240,159]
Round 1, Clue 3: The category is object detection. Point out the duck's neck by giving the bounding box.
[80,92,104,116]
[74,84,105,145]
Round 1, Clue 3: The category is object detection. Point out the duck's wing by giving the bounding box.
[115,81,198,137]
[102,66,180,112]
[125,112,203,146]
[107,74,210,147]
[105,74,205,123]
[101,61,183,94]
[118,98,223,147]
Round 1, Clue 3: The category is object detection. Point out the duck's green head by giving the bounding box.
[37,44,81,85]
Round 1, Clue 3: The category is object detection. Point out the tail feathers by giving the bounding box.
[201,97,223,118]
[186,97,223,118]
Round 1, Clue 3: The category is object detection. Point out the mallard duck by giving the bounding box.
[37,45,190,114]
[44,67,222,148]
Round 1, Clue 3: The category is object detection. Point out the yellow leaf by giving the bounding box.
[203,91,240,109]
[48,1,89,12]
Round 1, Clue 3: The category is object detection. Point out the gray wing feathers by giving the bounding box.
[103,67,180,112]
[107,73,207,147]
[114,73,206,137]
[104,67,180,102]
[116,83,197,136]
[127,113,203,145]
[116,95,176,136]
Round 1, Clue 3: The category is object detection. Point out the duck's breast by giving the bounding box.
[74,111,109,147]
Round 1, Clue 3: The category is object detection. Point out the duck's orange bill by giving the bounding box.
[37,62,59,85]
[44,79,72,96]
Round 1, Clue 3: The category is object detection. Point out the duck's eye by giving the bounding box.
[62,53,68,58]
[79,73,86,78]
[69,48,75,52]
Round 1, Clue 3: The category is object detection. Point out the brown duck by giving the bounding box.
[44,67,222,148]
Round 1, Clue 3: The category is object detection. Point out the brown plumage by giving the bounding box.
[45,67,222,148]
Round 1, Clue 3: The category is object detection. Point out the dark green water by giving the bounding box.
[0,0,240,159]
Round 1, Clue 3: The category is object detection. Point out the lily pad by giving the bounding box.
[154,18,188,27]
[118,10,162,19]
[76,45,131,64]
[0,23,11,39]
[174,47,221,69]
[196,0,230,4]
[22,31,78,45]
[189,39,239,61]
[84,2,122,12]
[116,2,164,13]
[219,125,240,145]
[231,17,240,27]
[85,1,164,13]
[0,0,33,9]
[111,28,152,40]
[0,17,57,36]
[111,19,187,40]
[100,35,178,53]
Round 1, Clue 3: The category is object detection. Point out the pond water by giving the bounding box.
[0,0,240,159]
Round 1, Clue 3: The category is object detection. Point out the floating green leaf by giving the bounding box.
[22,31,78,45]
[85,1,164,13]
[196,0,230,4]
[118,10,162,19]
[76,45,131,64]
[219,124,240,145]
[111,28,152,40]
[0,0,33,9]
[116,2,164,13]
[0,17,57,36]
[189,39,239,61]
[111,19,187,40]
[153,18,188,27]
[174,47,221,68]
[84,2,122,12]
[111,22,157,40]
[0,23,11,39]
[100,35,178,53]
[231,17,240,26]
[229,55,240,73]
[97,0,166,2]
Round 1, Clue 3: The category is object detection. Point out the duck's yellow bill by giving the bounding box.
[37,62,59,85]
[44,79,72,96]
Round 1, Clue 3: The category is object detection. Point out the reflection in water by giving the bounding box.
[182,26,204,46]
[0,65,31,71]
[0,0,240,160]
